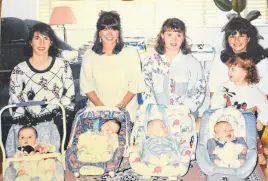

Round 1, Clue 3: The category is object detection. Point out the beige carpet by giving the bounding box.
[65,161,267,181]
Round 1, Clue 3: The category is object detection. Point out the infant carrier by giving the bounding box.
[129,104,197,180]
[66,106,132,177]
[196,107,257,181]
[1,101,66,181]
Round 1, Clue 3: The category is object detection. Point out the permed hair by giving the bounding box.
[226,53,260,85]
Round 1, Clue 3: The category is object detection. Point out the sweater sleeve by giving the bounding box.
[128,49,145,94]
[208,54,228,93]
[8,65,26,118]
[61,60,75,111]
[256,58,268,95]
[141,54,157,105]
[182,58,206,112]
[255,88,268,125]
[79,50,95,95]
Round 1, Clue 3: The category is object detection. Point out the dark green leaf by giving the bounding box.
[214,0,232,12]
[232,0,247,13]
[245,10,261,22]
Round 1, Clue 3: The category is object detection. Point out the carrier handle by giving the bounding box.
[144,104,172,137]
[0,101,66,164]
[15,101,46,107]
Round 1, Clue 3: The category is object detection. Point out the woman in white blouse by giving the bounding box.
[80,11,144,121]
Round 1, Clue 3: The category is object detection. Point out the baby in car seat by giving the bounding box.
[147,119,169,137]
[140,119,181,165]
[77,119,120,162]
[207,121,248,168]
[14,126,61,181]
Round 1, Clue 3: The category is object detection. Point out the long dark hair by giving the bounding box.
[221,17,268,64]
[155,18,191,55]
[25,22,59,57]
[92,11,124,55]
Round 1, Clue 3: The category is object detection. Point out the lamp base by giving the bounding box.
[63,24,67,43]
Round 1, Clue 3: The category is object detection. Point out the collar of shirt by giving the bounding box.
[160,53,182,64]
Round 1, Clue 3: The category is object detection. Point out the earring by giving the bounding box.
[117,39,119,43]
[248,37,250,42]
[100,38,102,43]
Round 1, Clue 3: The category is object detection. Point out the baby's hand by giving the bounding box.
[213,146,220,154]
[35,145,49,154]
[17,170,27,176]
[241,147,247,155]
[256,120,264,131]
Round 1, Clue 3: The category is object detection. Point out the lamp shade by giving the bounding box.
[49,6,77,25]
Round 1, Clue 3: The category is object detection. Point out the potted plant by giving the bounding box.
[214,0,262,32]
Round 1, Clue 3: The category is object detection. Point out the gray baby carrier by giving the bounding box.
[196,107,257,181]
[1,101,65,181]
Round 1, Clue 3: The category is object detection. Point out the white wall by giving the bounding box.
[2,0,38,20]
[2,0,268,53]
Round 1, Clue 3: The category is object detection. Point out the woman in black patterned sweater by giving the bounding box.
[8,23,75,147]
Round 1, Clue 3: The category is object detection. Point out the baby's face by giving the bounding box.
[101,120,120,134]
[18,128,37,147]
[147,120,168,137]
[214,122,234,142]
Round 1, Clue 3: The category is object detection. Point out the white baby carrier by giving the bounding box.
[129,104,197,180]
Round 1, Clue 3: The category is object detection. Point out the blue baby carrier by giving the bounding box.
[196,107,257,181]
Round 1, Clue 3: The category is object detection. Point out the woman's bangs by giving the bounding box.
[227,27,248,37]
[163,26,183,33]
[100,18,120,31]
[226,21,249,36]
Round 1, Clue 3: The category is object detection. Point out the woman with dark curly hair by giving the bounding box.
[209,17,268,98]
[211,53,268,165]
[141,18,206,113]
[80,11,144,121]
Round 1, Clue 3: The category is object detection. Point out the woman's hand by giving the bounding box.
[257,120,264,131]
[116,91,135,108]
[116,100,126,108]
[241,146,247,155]
[17,170,27,176]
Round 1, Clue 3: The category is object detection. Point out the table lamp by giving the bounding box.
[49,6,77,42]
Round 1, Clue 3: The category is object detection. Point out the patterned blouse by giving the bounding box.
[9,57,75,124]
[142,51,206,113]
